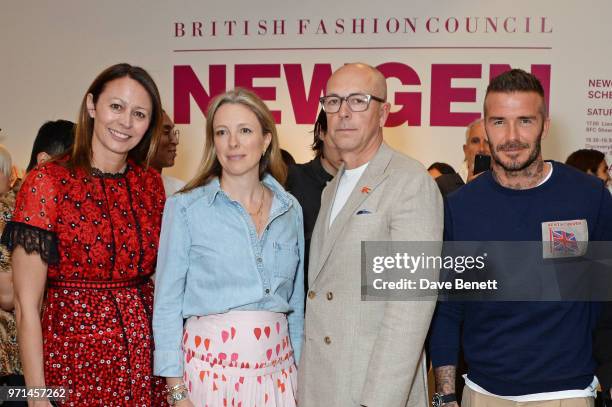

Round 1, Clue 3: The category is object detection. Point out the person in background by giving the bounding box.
[26,120,75,172]
[2,63,167,406]
[153,88,304,407]
[150,110,185,197]
[286,109,342,293]
[565,148,610,187]
[458,119,490,183]
[427,162,465,197]
[595,302,612,406]
[280,148,297,168]
[566,148,612,406]
[0,144,26,407]
[428,162,456,179]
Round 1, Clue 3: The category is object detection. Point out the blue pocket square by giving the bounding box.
[356,209,372,215]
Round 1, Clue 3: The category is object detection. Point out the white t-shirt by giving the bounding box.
[464,375,598,402]
[329,162,369,227]
[458,160,469,183]
[537,162,553,186]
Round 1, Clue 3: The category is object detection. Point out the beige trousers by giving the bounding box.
[462,385,595,407]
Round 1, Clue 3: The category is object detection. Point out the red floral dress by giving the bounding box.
[2,160,167,406]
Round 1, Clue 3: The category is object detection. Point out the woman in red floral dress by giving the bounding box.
[1,63,167,406]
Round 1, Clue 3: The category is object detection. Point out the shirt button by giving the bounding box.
[256,257,263,263]
[307,290,316,299]
[324,336,331,345]
[265,288,270,294]
[326,292,333,301]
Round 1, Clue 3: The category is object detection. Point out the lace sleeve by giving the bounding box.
[0,221,59,265]
[1,164,61,264]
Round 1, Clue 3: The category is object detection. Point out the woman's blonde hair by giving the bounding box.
[0,144,12,176]
[181,88,287,193]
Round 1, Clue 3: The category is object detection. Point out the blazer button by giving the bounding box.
[326,292,333,301]
[324,336,331,345]
[307,290,316,299]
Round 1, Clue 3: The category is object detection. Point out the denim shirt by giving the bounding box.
[153,174,305,377]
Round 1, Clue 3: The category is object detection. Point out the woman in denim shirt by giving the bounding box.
[153,88,304,407]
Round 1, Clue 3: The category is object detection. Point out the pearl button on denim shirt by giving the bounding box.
[153,174,305,377]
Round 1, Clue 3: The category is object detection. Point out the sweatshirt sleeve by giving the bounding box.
[429,197,464,367]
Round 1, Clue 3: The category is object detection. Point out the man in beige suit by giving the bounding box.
[297,63,443,407]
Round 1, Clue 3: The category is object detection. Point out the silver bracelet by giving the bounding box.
[167,384,188,406]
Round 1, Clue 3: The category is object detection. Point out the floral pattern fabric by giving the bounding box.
[2,161,167,406]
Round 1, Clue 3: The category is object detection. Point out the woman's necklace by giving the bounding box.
[248,183,265,217]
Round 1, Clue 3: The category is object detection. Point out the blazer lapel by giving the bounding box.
[308,164,342,284]
[310,142,394,284]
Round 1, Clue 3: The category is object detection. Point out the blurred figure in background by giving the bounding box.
[565,148,610,187]
[0,144,26,407]
[459,119,490,182]
[150,110,185,197]
[567,148,612,406]
[27,119,75,172]
[427,162,465,197]
[286,109,342,293]
[595,302,612,406]
[428,162,456,179]
[281,148,297,168]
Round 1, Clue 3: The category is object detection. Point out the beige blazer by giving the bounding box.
[297,142,443,407]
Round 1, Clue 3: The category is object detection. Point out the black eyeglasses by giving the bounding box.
[319,93,385,113]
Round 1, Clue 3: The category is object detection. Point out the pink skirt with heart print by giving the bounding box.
[182,311,297,407]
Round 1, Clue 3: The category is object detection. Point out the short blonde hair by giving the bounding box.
[0,144,12,176]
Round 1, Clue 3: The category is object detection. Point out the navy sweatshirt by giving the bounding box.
[429,161,612,396]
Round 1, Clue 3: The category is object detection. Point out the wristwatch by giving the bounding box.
[432,392,457,407]
[167,387,189,405]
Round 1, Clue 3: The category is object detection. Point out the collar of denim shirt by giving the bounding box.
[204,174,294,213]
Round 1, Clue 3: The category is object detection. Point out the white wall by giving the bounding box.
[2,0,611,180]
